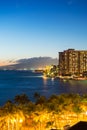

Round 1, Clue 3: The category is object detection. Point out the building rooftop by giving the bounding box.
[69,121,87,130]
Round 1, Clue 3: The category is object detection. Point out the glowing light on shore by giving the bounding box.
[43,76,48,79]
[85,111,87,115]
[19,119,23,123]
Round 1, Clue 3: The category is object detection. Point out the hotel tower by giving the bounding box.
[59,49,87,76]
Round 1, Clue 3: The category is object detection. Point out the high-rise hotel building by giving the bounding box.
[59,49,87,76]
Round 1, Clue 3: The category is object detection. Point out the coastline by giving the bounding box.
[58,76,87,81]
[43,74,87,81]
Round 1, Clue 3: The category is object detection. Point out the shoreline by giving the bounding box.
[58,75,87,80]
[43,75,87,81]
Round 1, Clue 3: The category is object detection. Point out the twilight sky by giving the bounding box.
[0,0,87,65]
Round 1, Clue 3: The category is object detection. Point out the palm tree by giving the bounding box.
[1,100,25,130]
[34,92,40,102]
[1,100,16,130]
[14,94,30,105]
[72,104,82,122]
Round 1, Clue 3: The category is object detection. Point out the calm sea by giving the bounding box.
[0,70,87,105]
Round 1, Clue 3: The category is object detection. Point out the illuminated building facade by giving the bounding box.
[59,49,87,76]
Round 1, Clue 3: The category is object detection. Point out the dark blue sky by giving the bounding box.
[0,0,87,64]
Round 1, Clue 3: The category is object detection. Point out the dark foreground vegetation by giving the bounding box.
[1,93,87,130]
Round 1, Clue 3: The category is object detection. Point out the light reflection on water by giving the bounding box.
[59,79,87,95]
[0,70,87,105]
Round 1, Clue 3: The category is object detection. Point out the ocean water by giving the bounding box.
[0,70,87,105]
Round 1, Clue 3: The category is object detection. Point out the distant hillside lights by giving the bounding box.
[59,49,87,78]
